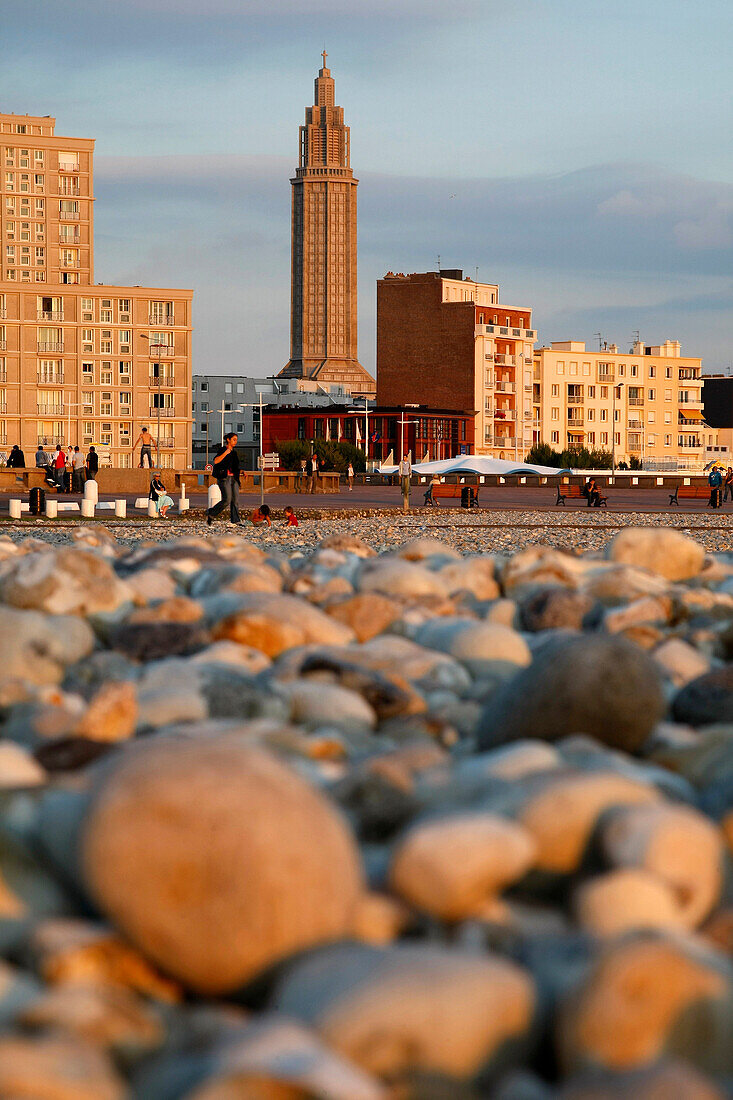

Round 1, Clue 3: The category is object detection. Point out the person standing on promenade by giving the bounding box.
[398,453,411,512]
[207,432,241,526]
[309,452,318,494]
[298,458,307,491]
[53,445,66,489]
[724,467,733,503]
[347,462,354,491]
[132,427,156,469]
[708,465,723,508]
[85,446,99,481]
[71,446,86,492]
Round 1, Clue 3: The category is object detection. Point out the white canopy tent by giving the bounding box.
[379,455,572,477]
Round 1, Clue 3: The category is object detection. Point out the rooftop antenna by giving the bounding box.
[437,254,441,272]
[594,332,603,351]
[475,266,479,282]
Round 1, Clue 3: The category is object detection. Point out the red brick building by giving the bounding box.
[377,269,536,458]
[262,404,474,463]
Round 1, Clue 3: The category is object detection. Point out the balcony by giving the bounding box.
[494,408,516,421]
[0,340,6,351]
[59,232,79,244]
[37,310,64,321]
[59,209,79,220]
[37,403,64,415]
[0,435,7,446]
[148,314,174,326]
[628,419,643,430]
[567,394,584,404]
[159,438,175,449]
[58,184,80,196]
[59,259,79,268]
[678,438,702,449]
[148,345,174,358]
[37,435,63,446]
[148,373,175,388]
[598,371,615,383]
[494,354,517,366]
[628,440,642,452]
[0,308,6,319]
[679,414,705,426]
[0,403,7,414]
[0,369,6,382]
[58,162,80,173]
[37,342,63,353]
[149,407,175,417]
[37,372,64,385]
[567,416,585,428]
[628,397,644,407]
[495,381,515,393]
[494,436,517,450]
[679,370,700,381]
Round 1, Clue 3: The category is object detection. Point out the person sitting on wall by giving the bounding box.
[6,445,26,469]
[149,473,174,518]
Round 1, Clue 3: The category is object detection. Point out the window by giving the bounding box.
[149,300,173,325]
[58,151,79,171]
[600,409,608,422]
[100,299,112,323]
[588,386,595,398]
[601,386,608,399]
[224,383,232,394]
[224,402,231,411]
[665,434,672,447]
[551,384,559,396]
[588,432,595,444]
[236,383,244,394]
[119,360,131,381]
[556,361,565,375]
[665,413,672,424]
[648,388,656,400]
[665,367,672,378]
[119,391,131,412]
[236,422,244,432]
[649,366,656,378]
[551,431,559,443]
[587,409,595,421]
[569,362,578,375]
[100,330,112,354]
[82,391,94,414]
[648,434,656,445]
[118,299,130,322]
[601,432,608,445]
[615,432,621,445]
[551,407,559,421]
[647,411,655,423]
[665,389,672,401]
[582,363,591,376]
[119,330,130,353]
[200,382,208,392]
[200,402,209,412]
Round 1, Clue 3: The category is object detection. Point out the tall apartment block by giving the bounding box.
[0,110,192,466]
[533,341,719,469]
[278,55,375,397]
[377,270,536,459]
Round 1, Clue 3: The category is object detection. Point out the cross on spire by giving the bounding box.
[321,49,328,68]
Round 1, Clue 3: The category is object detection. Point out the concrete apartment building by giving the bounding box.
[278,55,375,397]
[533,340,719,469]
[377,269,536,459]
[0,109,192,467]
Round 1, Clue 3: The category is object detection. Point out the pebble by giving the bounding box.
[0,519,728,1098]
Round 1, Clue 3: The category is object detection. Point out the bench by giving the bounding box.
[555,483,608,507]
[424,484,478,507]
[669,485,714,506]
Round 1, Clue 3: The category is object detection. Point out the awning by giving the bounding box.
[679,409,704,421]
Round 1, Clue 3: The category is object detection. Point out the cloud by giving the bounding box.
[90,155,733,376]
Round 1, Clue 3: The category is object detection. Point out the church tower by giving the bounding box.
[278,54,375,396]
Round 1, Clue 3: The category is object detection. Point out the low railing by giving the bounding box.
[628,397,644,406]
[37,403,64,415]
[37,435,63,445]
[598,372,614,382]
[0,370,6,383]
[37,310,64,321]
[567,395,583,404]
[58,185,80,196]
[567,416,585,427]
[148,314,174,326]
[0,436,7,446]
[59,209,79,219]
[37,342,63,353]
[149,407,175,417]
[58,233,79,244]
[0,308,6,318]
[0,341,6,351]
[0,403,7,414]
[678,439,702,449]
[59,259,79,268]
[58,162,80,173]
[148,346,174,358]
[159,439,175,448]
[148,374,174,387]
[37,373,64,384]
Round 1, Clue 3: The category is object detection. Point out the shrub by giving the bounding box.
[526,442,613,469]
[273,439,366,474]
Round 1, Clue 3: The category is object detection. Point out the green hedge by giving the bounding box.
[526,442,614,470]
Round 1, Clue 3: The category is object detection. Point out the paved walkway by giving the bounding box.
[1,482,730,516]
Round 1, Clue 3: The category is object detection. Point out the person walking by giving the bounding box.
[309,452,318,494]
[207,432,241,526]
[6,445,25,468]
[132,427,156,469]
[347,462,354,491]
[723,466,733,503]
[71,446,86,493]
[708,465,723,509]
[85,445,99,481]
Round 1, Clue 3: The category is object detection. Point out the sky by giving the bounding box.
[3,0,732,376]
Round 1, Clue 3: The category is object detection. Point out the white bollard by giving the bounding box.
[180,481,185,499]
[207,482,221,509]
[147,500,157,518]
[114,499,126,518]
[83,478,98,504]
[178,498,189,513]
[9,498,21,519]
[45,498,58,519]
[81,498,95,518]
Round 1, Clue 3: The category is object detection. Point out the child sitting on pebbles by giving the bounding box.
[250,504,271,526]
[283,506,298,527]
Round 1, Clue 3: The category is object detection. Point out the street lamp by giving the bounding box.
[238,393,265,506]
[612,381,625,477]
[139,334,168,472]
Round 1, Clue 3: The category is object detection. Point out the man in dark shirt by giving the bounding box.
[207,432,241,525]
[6,445,25,468]
[85,446,99,481]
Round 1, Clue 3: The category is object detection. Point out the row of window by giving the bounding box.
[0,297,178,325]
[550,360,690,380]
[4,198,80,216]
[548,384,697,402]
[551,406,690,425]
[549,430,700,448]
